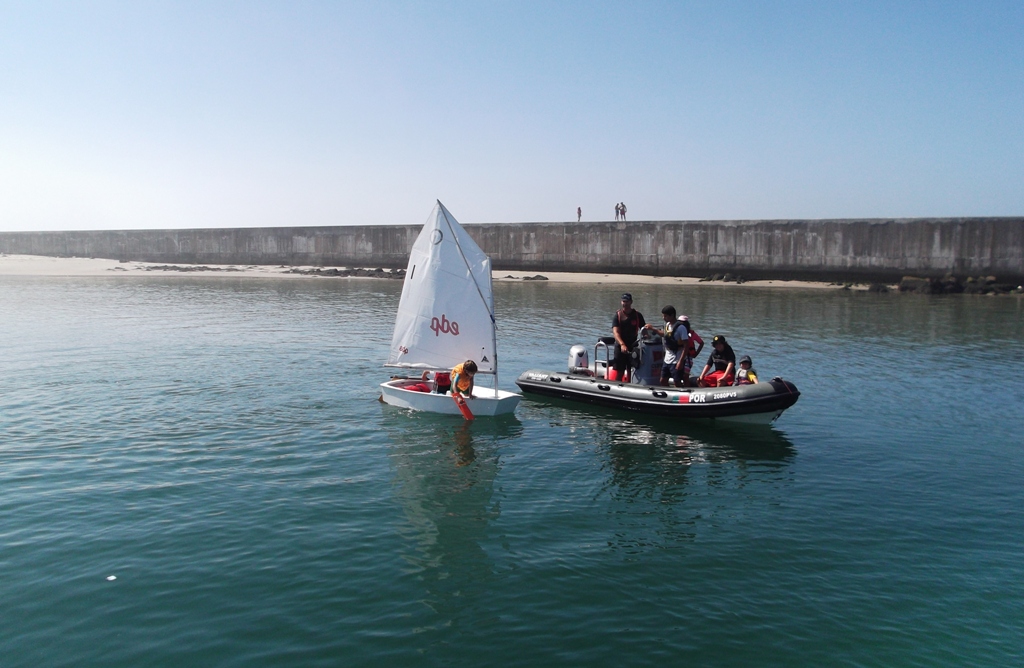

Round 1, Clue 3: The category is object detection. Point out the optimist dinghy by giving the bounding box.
[380,202,521,417]
[515,336,799,424]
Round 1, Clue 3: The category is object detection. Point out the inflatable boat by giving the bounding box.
[515,335,800,424]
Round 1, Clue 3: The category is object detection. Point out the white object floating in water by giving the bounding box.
[106,575,117,581]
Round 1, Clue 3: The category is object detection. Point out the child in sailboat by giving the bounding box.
[450,360,478,398]
[420,370,452,394]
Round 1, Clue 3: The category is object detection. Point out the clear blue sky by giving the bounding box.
[1,1,1021,230]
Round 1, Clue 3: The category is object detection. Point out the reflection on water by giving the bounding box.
[532,396,794,462]
[602,419,794,471]
[451,422,476,467]
[601,414,792,492]
[521,400,796,551]
[381,411,523,630]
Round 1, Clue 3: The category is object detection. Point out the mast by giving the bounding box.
[437,202,499,393]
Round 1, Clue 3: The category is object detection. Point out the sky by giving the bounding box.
[1,1,1022,231]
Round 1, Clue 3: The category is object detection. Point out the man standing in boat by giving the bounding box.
[644,305,687,387]
[611,293,645,382]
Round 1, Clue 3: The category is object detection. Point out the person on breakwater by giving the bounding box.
[644,305,687,387]
[614,203,620,221]
[620,202,627,221]
[611,293,645,382]
[577,207,582,222]
[450,360,478,398]
[698,335,736,387]
[677,315,704,387]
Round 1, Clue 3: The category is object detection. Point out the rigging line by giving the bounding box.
[439,201,500,384]
[439,202,495,324]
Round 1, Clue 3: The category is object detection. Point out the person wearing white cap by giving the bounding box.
[676,315,704,387]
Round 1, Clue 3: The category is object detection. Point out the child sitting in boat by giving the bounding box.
[734,355,758,385]
[420,370,452,394]
[450,360,477,398]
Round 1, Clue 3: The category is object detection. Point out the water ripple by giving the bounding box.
[0,277,1022,666]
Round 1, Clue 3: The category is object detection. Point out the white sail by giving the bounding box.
[385,201,497,374]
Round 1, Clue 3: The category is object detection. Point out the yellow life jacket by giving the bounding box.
[451,363,473,392]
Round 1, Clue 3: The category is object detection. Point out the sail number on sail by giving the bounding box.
[430,314,460,337]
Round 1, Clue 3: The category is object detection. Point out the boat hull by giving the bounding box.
[380,379,522,416]
[515,370,799,424]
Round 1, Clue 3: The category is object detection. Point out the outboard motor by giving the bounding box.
[631,329,665,385]
[568,344,593,375]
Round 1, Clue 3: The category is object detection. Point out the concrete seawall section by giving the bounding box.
[1,218,1021,282]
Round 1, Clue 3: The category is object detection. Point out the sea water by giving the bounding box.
[1,276,1022,667]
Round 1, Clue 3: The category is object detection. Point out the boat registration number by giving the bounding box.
[679,391,737,404]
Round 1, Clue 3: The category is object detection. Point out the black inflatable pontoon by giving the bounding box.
[515,370,800,424]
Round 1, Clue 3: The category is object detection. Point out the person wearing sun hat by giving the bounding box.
[697,334,736,387]
[610,293,645,381]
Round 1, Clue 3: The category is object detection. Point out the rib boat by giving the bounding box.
[515,335,799,424]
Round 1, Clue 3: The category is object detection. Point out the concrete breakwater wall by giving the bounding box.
[1,218,1022,282]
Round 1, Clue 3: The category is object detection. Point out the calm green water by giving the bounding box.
[1,276,1022,667]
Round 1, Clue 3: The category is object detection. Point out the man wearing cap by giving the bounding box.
[697,335,736,387]
[611,293,645,381]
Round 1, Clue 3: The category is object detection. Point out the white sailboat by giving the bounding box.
[380,201,522,417]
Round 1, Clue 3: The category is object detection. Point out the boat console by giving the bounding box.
[567,332,664,385]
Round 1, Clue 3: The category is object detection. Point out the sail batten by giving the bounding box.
[385,202,497,374]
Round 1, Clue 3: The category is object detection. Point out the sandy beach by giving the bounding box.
[0,253,872,289]
[494,270,859,289]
